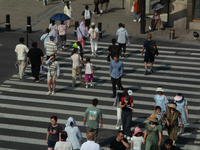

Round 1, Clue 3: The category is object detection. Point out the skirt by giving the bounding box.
[150,19,163,30]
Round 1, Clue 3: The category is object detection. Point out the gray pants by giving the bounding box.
[86,127,99,143]
[59,35,66,47]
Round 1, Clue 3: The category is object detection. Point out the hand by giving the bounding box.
[41,61,43,65]
[100,124,103,129]
[158,141,161,147]
[120,74,122,77]
[57,75,59,78]
[109,72,111,76]
[92,73,94,76]
[157,52,159,56]
[143,140,145,144]
[141,52,143,55]
[166,120,170,127]
[46,140,48,144]
[83,122,86,126]
[50,56,54,60]
[181,124,184,128]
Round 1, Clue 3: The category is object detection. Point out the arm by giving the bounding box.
[141,47,145,55]
[179,116,184,128]
[109,62,112,76]
[99,118,103,128]
[59,132,61,141]
[91,65,94,75]
[45,58,51,65]
[130,141,133,150]
[130,102,134,108]
[158,132,162,146]
[56,62,60,77]
[98,33,100,41]
[46,131,50,144]
[121,139,129,148]
[27,57,30,64]
[185,105,188,120]
[119,101,127,108]
[154,101,157,112]
[83,117,87,126]
[54,50,57,57]
[120,63,123,76]
[16,52,18,60]
[81,15,84,21]
[165,103,169,110]
[143,130,148,144]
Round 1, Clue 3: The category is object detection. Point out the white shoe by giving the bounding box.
[92,11,95,14]
[149,26,152,30]
[100,10,103,13]
[133,19,137,22]
[138,19,141,22]
[51,91,55,95]
[97,14,101,16]
[47,91,51,95]
[90,84,93,86]
[127,136,131,140]
[86,85,88,88]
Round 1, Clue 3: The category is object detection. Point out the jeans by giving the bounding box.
[134,12,140,20]
[31,65,40,80]
[111,77,123,96]
[94,3,100,14]
[118,43,126,53]
[59,35,66,47]
[122,111,132,137]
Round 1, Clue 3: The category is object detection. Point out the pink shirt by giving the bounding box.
[58,24,67,35]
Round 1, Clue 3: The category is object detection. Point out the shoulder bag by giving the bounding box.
[146,125,156,138]
[78,27,87,41]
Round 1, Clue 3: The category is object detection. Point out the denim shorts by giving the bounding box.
[48,139,56,148]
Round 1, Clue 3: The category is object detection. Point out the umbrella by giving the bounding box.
[50,13,70,21]
[152,2,165,10]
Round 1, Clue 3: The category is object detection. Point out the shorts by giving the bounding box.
[144,54,154,63]
[47,71,57,80]
[100,0,105,3]
[85,74,94,82]
[48,139,56,148]
[84,19,91,28]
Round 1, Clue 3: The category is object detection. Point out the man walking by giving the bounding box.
[110,131,129,150]
[108,38,122,59]
[27,42,44,82]
[81,5,94,31]
[45,36,57,60]
[141,34,159,75]
[80,132,101,150]
[14,37,29,79]
[40,28,50,55]
[83,99,103,142]
[116,23,130,57]
[109,54,123,98]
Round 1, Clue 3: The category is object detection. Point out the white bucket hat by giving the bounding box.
[156,87,163,92]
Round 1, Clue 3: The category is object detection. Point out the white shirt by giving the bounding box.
[54,141,72,150]
[85,63,92,74]
[64,6,73,18]
[80,141,101,150]
[130,136,143,150]
[15,43,29,60]
[71,54,82,68]
[88,28,99,39]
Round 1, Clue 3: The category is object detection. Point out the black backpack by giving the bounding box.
[149,41,158,56]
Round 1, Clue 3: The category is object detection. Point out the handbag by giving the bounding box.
[78,28,88,41]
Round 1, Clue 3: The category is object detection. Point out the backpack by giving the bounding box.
[84,10,91,20]
[90,29,97,39]
[149,41,158,56]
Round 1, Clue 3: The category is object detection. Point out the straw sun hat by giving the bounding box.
[156,87,163,92]
[147,114,158,122]
[169,103,177,109]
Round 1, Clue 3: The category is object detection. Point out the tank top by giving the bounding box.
[85,63,92,74]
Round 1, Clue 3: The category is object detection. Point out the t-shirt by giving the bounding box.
[143,40,156,56]
[130,136,143,150]
[40,33,50,48]
[80,141,101,150]
[81,10,92,20]
[27,48,44,66]
[14,44,29,60]
[83,107,102,129]
[109,138,128,150]
[54,141,73,150]
[47,124,62,142]
[45,41,57,56]
[108,45,121,58]
[85,63,92,74]
[88,28,99,39]
[58,24,67,35]
[71,54,82,68]
[121,97,133,112]
[154,95,169,112]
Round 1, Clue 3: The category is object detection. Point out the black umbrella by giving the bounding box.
[152,2,165,10]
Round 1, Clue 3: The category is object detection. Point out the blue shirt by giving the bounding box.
[109,60,123,79]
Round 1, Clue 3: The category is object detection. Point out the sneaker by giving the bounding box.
[105,10,108,13]
[149,26,152,30]
[145,70,148,75]
[100,10,103,13]
[51,91,55,95]
[92,11,95,14]
[158,29,162,31]
[133,19,137,22]
[47,91,51,95]
[86,85,88,88]
[138,18,141,22]
[127,136,131,140]
[90,84,94,86]
[97,14,101,16]
[149,70,153,74]
[180,128,184,134]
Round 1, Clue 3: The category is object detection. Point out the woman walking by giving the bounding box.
[76,21,88,51]
[93,0,100,16]
[143,114,162,150]
[63,1,73,28]
[58,21,67,50]
[46,116,62,150]
[49,20,58,44]
[149,9,163,31]
[164,103,184,145]
[84,57,94,88]
[133,0,141,22]
[174,93,188,134]
[88,22,100,56]
[64,117,83,150]
[119,90,134,140]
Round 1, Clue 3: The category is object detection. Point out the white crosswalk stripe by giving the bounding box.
[0,40,199,150]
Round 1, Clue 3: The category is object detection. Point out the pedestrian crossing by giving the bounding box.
[0,39,200,150]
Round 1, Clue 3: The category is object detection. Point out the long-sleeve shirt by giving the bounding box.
[109,60,123,79]
[45,59,60,76]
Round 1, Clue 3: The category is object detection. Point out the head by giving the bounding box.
[86,57,90,63]
[92,98,98,107]
[66,1,70,8]
[46,28,50,34]
[32,42,37,48]
[156,86,163,94]
[50,116,57,126]
[136,132,143,137]
[154,106,161,115]
[117,131,124,141]
[85,5,89,10]
[111,38,116,45]
[113,54,119,62]
[147,34,152,40]
[91,22,95,29]
[61,21,64,24]
[50,36,55,41]
[118,23,123,28]
[87,132,94,141]
[164,138,173,150]
[19,37,25,43]
[50,54,56,62]
[150,121,158,125]
[50,20,55,25]
[170,102,177,112]
[61,131,68,141]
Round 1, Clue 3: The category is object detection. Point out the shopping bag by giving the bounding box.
[131,5,134,12]
[40,65,45,73]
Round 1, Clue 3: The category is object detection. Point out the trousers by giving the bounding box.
[18,60,26,78]
[72,67,83,85]
[86,127,99,143]
[31,65,40,80]
[122,111,132,136]
[90,39,98,52]
[94,3,100,14]
[111,77,123,96]
[59,35,66,47]
[119,43,126,53]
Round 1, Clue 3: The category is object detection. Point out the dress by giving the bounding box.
[174,100,188,125]
[49,23,58,44]
[145,123,162,150]
[154,95,169,112]
[165,109,181,141]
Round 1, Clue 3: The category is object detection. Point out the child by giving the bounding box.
[174,93,188,134]
[84,57,94,88]
[45,54,60,95]
[154,86,169,113]
[130,126,143,150]
[154,106,164,127]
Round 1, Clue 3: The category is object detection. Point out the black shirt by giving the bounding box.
[47,124,62,142]
[143,40,156,56]
[161,144,181,150]
[27,48,44,66]
[110,138,128,150]
[108,45,121,58]
[121,97,133,112]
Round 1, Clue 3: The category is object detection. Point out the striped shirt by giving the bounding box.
[45,41,57,56]
[50,62,57,72]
